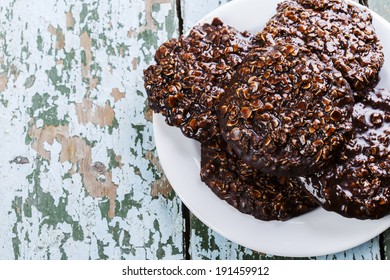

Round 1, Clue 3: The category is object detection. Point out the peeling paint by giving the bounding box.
[144,107,153,122]
[89,76,99,90]
[9,156,30,165]
[80,31,92,79]
[29,124,118,218]
[110,88,125,102]
[66,11,76,30]
[132,57,139,70]
[0,0,182,259]
[0,73,8,92]
[75,98,115,127]
[145,151,172,198]
[47,24,65,50]
[24,75,36,89]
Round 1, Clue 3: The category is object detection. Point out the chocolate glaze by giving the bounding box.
[201,136,318,221]
[218,44,354,176]
[300,89,390,219]
[257,0,384,93]
[144,18,252,143]
[144,3,388,220]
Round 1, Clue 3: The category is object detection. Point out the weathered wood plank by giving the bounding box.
[383,229,390,260]
[368,0,390,21]
[183,0,383,260]
[180,0,230,33]
[190,214,291,260]
[0,0,183,259]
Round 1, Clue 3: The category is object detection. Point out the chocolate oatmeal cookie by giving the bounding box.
[300,89,390,219]
[218,44,354,176]
[144,18,252,143]
[257,0,384,93]
[201,136,318,221]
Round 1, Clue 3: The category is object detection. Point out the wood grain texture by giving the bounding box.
[182,0,384,260]
[383,229,390,260]
[0,0,183,259]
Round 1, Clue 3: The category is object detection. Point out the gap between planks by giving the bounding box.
[176,0,191,260]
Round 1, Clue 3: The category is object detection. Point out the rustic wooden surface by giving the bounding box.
[0,0,389,260]
[0,0,183,260]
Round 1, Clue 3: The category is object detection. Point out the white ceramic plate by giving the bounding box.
[153,0,390,257]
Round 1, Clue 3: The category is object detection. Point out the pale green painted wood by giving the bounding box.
[0,0,183,259]
[368,0,390,22]
[180,0,230,33]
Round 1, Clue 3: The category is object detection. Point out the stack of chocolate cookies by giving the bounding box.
[144,0,389,220]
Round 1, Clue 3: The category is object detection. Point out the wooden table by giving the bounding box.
[0,0,389,260]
